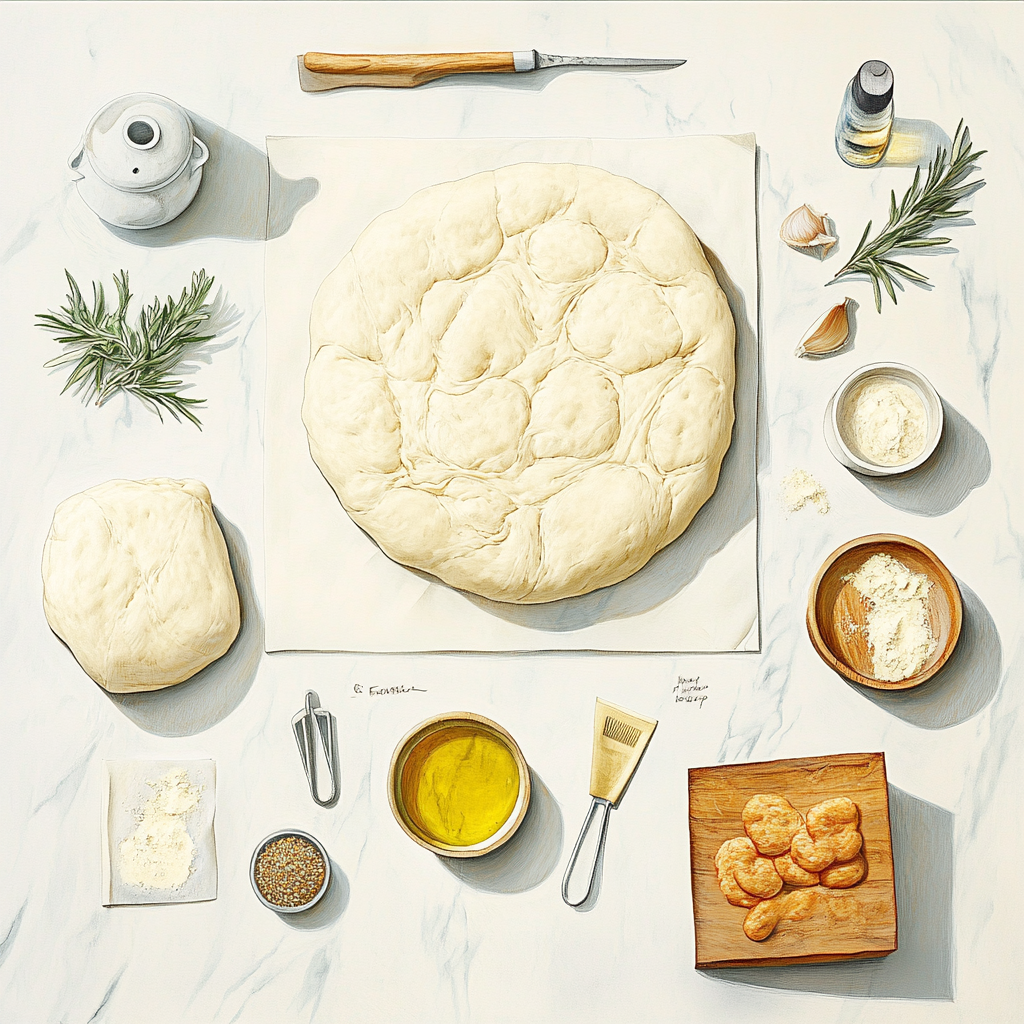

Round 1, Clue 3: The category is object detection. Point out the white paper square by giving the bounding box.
[265,136,759,652]
[102,760,217,906]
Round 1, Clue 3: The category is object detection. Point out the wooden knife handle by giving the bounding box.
[303,51,517,87]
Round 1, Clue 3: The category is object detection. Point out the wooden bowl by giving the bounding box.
[807,534,962,690]
[388,712,531,859]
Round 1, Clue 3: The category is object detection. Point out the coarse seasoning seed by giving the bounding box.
[254,836,326,907]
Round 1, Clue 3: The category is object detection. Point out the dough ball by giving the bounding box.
[41,478,240,692]
[304,162,735,603]
[649,368,729,474]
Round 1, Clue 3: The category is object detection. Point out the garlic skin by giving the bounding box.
[796,298,853,357]
[781,204,838,259]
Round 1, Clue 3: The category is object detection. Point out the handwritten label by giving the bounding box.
[673,675,708,708]
[351,683,427,698]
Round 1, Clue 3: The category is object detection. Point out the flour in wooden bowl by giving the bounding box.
[844,552,937,682]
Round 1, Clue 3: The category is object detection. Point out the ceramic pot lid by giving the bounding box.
[83,92,195,192]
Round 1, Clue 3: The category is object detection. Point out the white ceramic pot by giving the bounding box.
[69,92,209,229]
[823,361,944,476]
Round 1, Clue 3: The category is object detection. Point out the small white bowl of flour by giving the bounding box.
[825,363,943,476]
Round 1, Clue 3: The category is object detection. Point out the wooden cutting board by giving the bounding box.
[688,752,896,968]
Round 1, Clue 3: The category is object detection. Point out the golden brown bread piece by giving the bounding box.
[715,837,783,906]
[715,794,869,943]
[743,890,822,941]
[773,850,820,887]
[790,797,862,872]
[742,794,804,855]
[820,852,867,888]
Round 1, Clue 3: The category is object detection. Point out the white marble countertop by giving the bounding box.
[2,3,1022,1022]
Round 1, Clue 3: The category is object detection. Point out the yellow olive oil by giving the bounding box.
[402,726,520,846]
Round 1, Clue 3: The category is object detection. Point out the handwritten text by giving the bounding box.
[673,676,708,708]
[352,683,427,698]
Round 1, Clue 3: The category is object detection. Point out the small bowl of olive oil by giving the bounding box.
[388,712,531,858]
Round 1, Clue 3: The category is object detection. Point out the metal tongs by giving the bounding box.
[292,690,339,807]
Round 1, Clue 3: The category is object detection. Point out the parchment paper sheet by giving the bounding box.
[102,760,217,906]
[264,136,759,653]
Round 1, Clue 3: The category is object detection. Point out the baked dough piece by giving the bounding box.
[743,890,821,942]
[303,163,735,603]
[790,797,863,872]
[820,852,867,889]
[715,837,783,906]
[742,794,804,855]
[773,851,820,887]
[41,478,240,692]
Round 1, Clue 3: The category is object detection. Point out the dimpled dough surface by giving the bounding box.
[41,478,240,691]
[302,163,735,603]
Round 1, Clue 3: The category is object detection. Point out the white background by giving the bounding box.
[1,3,1022,1023]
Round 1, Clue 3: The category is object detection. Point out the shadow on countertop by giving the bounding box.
[104,509,263,736]
[854,401,990,517]
[848,579,1001,729]
[300,62,684,98]
[440,770,563,894]
[106,112,318,246]
[277,858,350,930]
[879,118,952,169]
[703,786,954,1000]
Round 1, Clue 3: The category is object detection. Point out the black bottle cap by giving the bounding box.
[853,61,893,114]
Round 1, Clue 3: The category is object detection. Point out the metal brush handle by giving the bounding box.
[561,797,612,907]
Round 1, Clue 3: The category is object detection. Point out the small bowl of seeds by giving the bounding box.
[250,830,331,913]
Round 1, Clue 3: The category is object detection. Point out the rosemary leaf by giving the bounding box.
[36,269,217,428]
[832,121,986,311]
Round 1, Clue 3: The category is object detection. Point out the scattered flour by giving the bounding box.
[844,552,938,682]
[842,377,927,466]
[119,768,204,889]
[783,469,830,514]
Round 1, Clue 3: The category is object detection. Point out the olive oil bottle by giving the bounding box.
[835,61,894,166]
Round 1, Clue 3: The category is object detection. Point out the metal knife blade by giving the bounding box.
[530,51,686,70]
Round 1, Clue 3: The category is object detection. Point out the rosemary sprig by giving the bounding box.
[36,269,216,428]
[832,121,986,311]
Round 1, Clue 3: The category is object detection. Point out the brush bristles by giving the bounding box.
[603,716,642,747]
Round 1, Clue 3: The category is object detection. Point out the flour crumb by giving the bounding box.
[783,469,830,514]
[118,769,203,890]
[844,552,938,682]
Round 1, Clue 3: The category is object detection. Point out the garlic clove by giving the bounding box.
[795,298,853,357]
[781,204,838,259]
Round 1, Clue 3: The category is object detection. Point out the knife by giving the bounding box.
[297,50,686,92]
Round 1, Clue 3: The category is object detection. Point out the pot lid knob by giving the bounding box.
[82,92,196,191]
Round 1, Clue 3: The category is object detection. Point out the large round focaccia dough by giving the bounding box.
[41,478,240,692]
[302,163,735,603]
